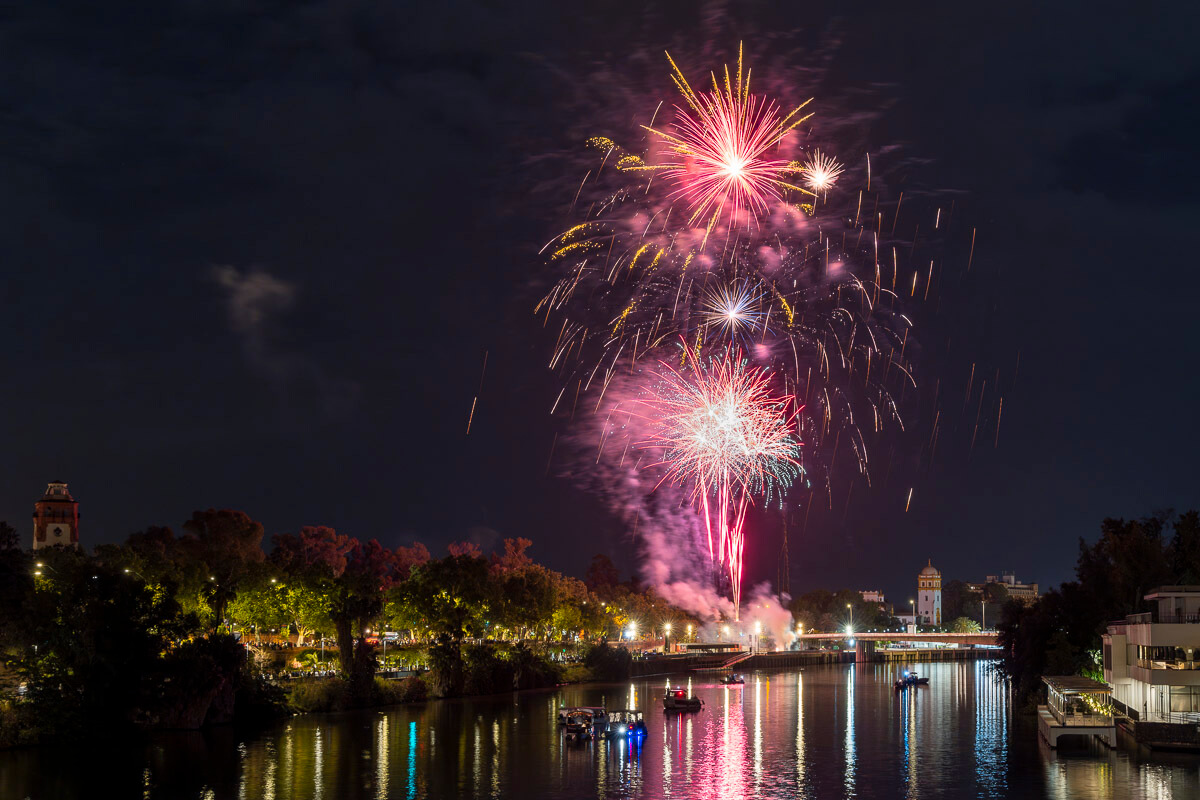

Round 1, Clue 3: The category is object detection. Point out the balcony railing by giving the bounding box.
[1048,705,1113,726]
[1135,659,1200,671]
[1118,611,1200,625]
[1144,710,1200,725]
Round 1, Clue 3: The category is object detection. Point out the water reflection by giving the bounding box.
[4,662,1200,799]
[795,672,807,797]
[844,664,856,796]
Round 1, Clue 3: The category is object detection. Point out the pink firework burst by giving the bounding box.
[638,343,803,619]
[647,46,815,228]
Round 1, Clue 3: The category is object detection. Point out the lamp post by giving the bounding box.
[663,623,672,653]
[847,603,854,634]
[909,598,915,629]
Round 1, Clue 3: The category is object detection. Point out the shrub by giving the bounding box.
[288,679,349,713]
[463,643,514,696]
[398,675,428,703]
[509,643,562,690]
[0,700,39,748]
[560,665,593,684]
[584,642,632,681]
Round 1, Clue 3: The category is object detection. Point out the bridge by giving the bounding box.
[796,631,1000,647]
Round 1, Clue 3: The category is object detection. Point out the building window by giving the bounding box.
[1169,686,1200,713]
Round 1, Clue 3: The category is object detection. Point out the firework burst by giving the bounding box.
[638,343,802,618]
[801,149,845,193]
[644,46,815,228]
[701,280,768,342]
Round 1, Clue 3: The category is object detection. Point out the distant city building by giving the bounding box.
[966,572,1040,602]
[917,560,942,626]
[860,590,886,606]
[1103,586,1200,725]
[32,481,80,550]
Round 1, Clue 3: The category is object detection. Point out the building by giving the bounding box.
[1038,676,1115,748]
[32,481,79,550]
[966,572,1040,602]
[1103,586,1200,726]
[860,590,886,606]
[917,560,942,626]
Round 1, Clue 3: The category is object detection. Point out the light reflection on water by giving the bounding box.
[2,661,1199,799]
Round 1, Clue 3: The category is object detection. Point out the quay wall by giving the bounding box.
[630,647,994,676]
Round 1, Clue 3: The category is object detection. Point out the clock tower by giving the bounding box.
[32,481,80,550]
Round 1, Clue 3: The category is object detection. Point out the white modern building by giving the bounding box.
[1103,586,1200,723]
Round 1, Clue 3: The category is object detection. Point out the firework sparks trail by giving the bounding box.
[637,343,802,618]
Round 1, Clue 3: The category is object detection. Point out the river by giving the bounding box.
[2,660,1198,798]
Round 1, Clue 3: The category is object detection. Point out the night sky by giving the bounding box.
[2,2,1197,606]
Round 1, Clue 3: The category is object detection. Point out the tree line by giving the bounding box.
[0,512,698,742]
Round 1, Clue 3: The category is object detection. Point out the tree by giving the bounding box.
[584,554,620,593]
[395,554,493,642]
[491,538,534,573]
[0,521,19,551]
[1169,510,1200,582]
[177,510,266,629]
[983,582,1009,604]
[270,527,397,678]
[950,616,982,633]
[225,568,291,641]
[13,553,192,734]
[447,541,482,558]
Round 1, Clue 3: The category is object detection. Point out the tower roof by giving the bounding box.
[40,481,74,501]
[919,558,940,577]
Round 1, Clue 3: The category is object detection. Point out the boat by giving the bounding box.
[720,673,746,685]
[557,705,605,726]
[663,687,703,712]
[564,709,597,742]
[893,670,930,690]
[601,709,647,739]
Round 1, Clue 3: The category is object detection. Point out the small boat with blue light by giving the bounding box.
[720,673,746,685]
[601,710,647,739]
[893,669,929,690]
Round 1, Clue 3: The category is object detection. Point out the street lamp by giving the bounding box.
[846,603,854,634]
[663,623,672,653]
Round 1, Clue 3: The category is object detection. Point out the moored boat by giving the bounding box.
[663,687,703,712]
[564,709,597,742]
[601,709,647,738]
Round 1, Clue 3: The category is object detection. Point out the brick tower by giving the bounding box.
[32,481,80,550]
